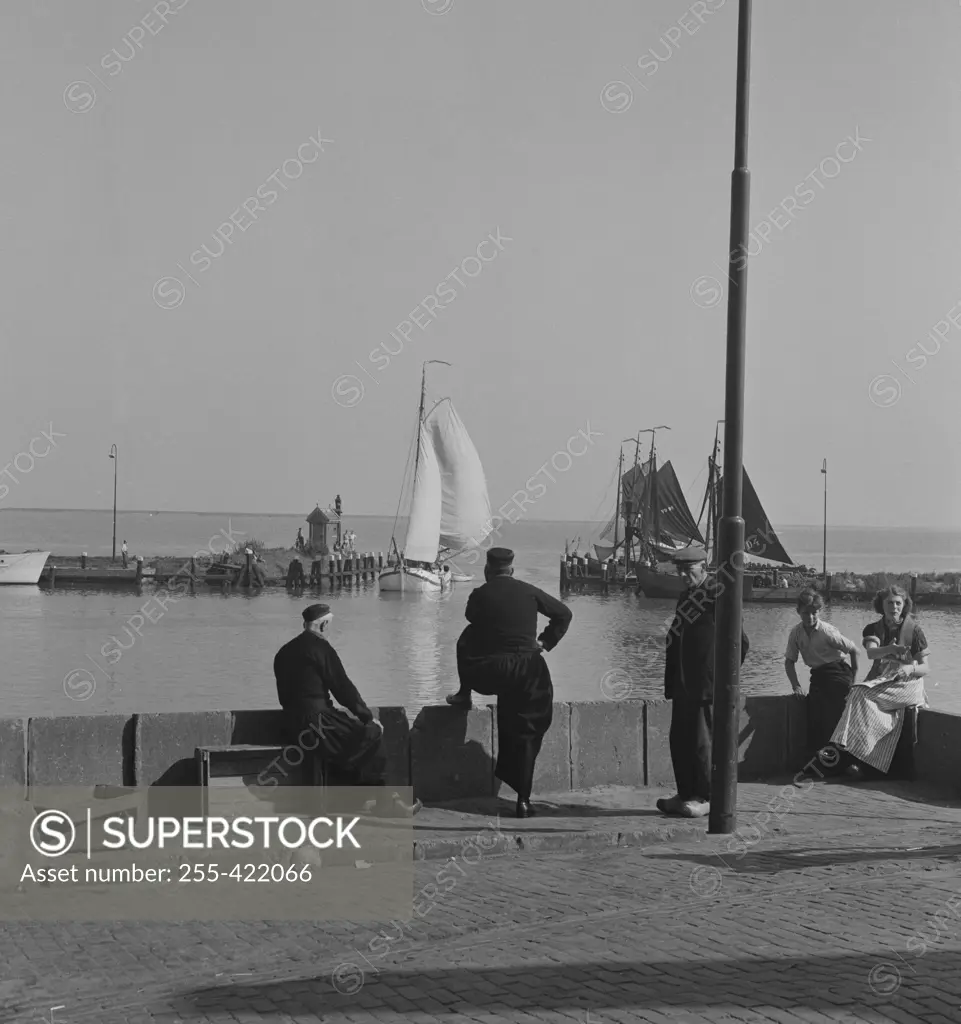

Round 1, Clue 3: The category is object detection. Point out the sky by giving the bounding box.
[1,0,959,529]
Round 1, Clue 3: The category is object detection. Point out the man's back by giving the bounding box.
[466,574,571,655]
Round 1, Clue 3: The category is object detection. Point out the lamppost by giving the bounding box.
[710,0,753,836]
[108,444,118,562]
[821,459,827,580]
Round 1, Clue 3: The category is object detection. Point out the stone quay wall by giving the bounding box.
[0,698,959,800]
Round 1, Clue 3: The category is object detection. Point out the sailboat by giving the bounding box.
[593,429,705,579]
[379,361,491,593]
[635,423,795,598]
[0,550,50,585]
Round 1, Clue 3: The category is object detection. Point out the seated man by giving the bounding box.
[784,589,859,777]
[273,603,419,814]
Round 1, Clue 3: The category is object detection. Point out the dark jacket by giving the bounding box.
[273,630,373,722]
[664,582,750,701]
[464,574,572,656]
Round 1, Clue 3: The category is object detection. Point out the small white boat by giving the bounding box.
[378,563,444,592]
[379,361,491,594]
[0,550,50,585]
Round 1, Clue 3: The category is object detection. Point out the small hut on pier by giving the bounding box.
[306,504,342,555]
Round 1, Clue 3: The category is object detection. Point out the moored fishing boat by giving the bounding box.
[0,550,50,584]
[379,361,490,594]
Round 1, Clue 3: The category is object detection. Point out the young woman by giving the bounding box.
[830,585,930,778]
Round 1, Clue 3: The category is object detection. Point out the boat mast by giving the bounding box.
[612,447,623,564]
[708,419,723,565]
[622,432,642,575]
[638,425,669,564]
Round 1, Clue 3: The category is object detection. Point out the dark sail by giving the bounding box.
[655,461,704,547]
[716,468,793,565]
[619,459,702,549]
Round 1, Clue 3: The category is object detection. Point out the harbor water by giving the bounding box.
[1,510,959,718]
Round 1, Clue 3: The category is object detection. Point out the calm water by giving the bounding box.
[1,510,959,718]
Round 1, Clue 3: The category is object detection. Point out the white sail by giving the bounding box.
[403,426,444,563]
[426,399,492,556]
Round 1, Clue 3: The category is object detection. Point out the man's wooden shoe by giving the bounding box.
[678,799,710,818]
[515,799,535,818]
[445,692,472,707]
[656,795,685,815]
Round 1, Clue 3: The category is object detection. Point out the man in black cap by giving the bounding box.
[273,604,419,814]
[446,547,573,818]
[660,545,750,818]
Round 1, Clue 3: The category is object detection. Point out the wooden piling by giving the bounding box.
[81,552,87,569]
[910,573,918,603]
[49,567,56,588]
[824,573,833,603]
[378,552,384,570]
[135,557,143,582]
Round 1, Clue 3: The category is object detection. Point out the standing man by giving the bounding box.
[660,545,750,818]
[273,604,419,814]
[121,540,128,568]
[446,548,572,818]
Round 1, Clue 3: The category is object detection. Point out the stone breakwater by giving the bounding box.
[1,698,959,799]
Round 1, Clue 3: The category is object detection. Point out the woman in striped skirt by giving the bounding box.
[831,585,929,778]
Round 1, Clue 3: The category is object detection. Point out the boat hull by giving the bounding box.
[0,551,50,584]
[450,571,474,583]
[635,565,687,599]
[378,565,444,592]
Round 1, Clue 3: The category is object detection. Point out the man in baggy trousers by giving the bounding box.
[446,548,572,818]
[659,546,750,818]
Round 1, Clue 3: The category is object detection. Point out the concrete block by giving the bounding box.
[784,694,810,772]
[644,701,674,788]
[410,706,494,803]
[571,701,644,789]
[0,718,26,791]
[231,709,289,746]
[738,696,790,780]
[28,715,131,787]
[134,711,233,786]
[373,706,410,788]
[915,710,961,794]
[491,703,571,796]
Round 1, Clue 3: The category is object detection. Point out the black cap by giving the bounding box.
[303,603,332,623]
[671,545,708,565]
[486,547,514,569]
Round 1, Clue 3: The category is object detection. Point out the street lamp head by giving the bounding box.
[109,444,117,459]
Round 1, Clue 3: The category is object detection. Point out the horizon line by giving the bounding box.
[0,507,952,531]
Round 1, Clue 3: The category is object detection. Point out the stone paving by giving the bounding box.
[3,779,961,1023]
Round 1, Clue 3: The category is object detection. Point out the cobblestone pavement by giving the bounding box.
[4,783,961,1024]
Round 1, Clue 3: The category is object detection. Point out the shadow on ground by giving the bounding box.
[170,950,961,1019]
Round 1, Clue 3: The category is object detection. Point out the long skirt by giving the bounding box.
[283,704,387,785]
[807,661,854,755]
[831,677,927,774]
[479,651,554,800]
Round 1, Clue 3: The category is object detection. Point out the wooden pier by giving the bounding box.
[559,559,638,594]
[40,556,149,587]
[152,552,388,592]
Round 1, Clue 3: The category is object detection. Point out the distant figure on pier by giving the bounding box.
[295,528,305,553]
[661,545,750,819]
[335,494,342,516]
[121,540,128,568]
[273,604,420,816]
[447,547,573,819]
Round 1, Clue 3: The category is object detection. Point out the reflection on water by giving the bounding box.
[1,579,959,718]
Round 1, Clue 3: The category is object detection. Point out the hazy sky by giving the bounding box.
[2,0,959,529]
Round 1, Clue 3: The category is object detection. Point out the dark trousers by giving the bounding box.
[121,552,128,568]
[806,662,855,775]
[283,706,387,786]
[669,692,713,802]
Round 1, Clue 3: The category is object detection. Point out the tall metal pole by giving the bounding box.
[109,444,118,563]
[821,459,827,580]
[709,0,753,836]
